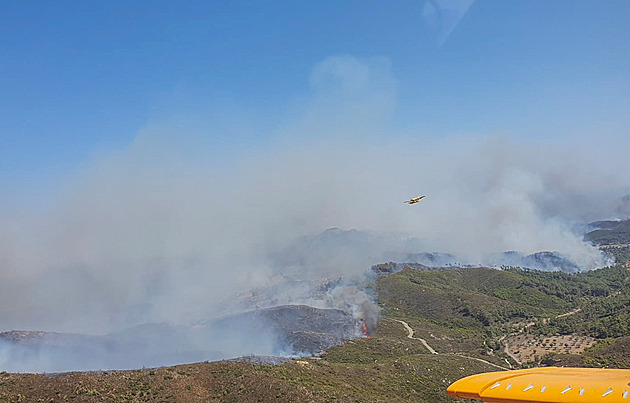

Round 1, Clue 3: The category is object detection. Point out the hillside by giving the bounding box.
[585,219,630,245]
[0,321,501,403]
[2,263,629,401]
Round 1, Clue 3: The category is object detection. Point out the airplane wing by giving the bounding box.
[447,367,630,402]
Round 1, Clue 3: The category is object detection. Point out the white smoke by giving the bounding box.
[0,55,628,370]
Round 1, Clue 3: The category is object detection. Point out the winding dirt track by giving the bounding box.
[393,319,438,354]
[391,308,586,370]
[392,319,508,371]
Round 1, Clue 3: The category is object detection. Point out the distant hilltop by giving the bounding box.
[275,228,594,274]
[585,219,630,246]
[372,250,581,275]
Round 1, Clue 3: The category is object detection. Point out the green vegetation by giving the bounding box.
[1,263,629,402]
[378,264,628,331]
[604,246,630,265]
[521,265,630,338]
[377,267,565,332]
[0,353,496,402]
[377,263,630,367]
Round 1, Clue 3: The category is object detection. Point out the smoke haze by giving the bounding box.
[1,56,628,370]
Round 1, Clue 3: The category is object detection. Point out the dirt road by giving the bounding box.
[393,319,438,354]
[391,319,508,371]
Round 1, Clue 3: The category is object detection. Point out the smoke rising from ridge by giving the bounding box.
[0,56,628,370]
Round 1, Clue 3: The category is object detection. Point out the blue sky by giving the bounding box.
[2,0,630,202]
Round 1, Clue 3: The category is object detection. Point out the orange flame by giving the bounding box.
[360,318,370,338]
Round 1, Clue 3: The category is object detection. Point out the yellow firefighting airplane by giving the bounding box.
[404,195,425,204]
[447,367,630,402]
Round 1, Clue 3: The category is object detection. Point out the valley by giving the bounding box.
[1,222,629,401]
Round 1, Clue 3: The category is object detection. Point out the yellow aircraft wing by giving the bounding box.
[447,367,630,402]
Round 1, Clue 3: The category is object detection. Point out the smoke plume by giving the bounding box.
[0,55,628,371]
